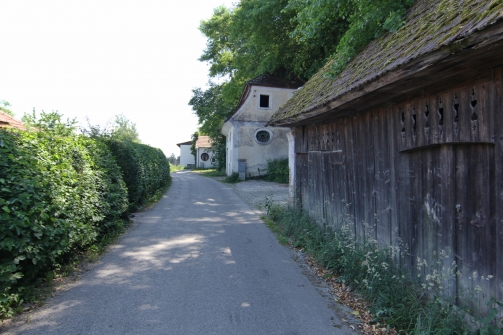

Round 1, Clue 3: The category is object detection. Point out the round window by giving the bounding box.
[201,153,209,161]
[254,128,273,145]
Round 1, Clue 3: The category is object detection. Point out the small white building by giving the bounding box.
[176,140,194,168]
[195,136,217,169]
[221,74,303,178]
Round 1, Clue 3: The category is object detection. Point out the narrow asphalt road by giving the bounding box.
[4,172,355,335]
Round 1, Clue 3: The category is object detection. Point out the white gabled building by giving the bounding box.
[176,140,194,168]
[221,74,303,179]
[195,136,217,169]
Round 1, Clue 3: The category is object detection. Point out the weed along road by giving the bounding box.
[4,172,355,335]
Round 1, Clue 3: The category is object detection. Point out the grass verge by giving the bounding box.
[193,168,227,177]
[263,202,503,335]
[169,164,184,172]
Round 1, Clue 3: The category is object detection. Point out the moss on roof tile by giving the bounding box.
[270,0,503,124]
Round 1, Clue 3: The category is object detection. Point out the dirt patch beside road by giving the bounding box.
[223,179,289,214]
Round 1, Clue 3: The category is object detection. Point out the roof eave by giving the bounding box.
[269,20,503,127]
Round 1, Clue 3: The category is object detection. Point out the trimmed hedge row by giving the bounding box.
[0,129,170,318]
[105,140,171,211]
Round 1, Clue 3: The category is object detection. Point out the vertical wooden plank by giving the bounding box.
[352,112,366,241]
[431,95,443,145]
[294,125,304,154]
[444,90,455,144]
[477,82,491,143]
[366,110,377,241]
[399,106,407,151]
[388,105,401,259]
[303,125,309,153]
[470,86,481,143]
[335,118,351,229]
[404,102,413,151]
[409,150,426,278]
[374,106,393,247]
[422,99,433,147]
[418,101,444,282]
[397,103,417,269]
[415,101,425,148]
[295,153,306,207]
[326,123,333,152]
[319,124,326,152]
[451,91,461,143]
[318,124,323,151]
[459,87,473,143]
[492,67,503,306]
[439,144,457,299]
[343,115,357,238]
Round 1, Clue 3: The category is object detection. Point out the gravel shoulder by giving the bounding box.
[226,179,289,215]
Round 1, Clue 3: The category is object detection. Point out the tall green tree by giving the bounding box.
[193,0,415,171]
[288,0,414,76]
[168,153,177,165]
[0,100,14,117]
[110,114,141,143]
[190,131,199,164]
[189,83,235,170]
[22,110,77,136]
[199,0,415,82]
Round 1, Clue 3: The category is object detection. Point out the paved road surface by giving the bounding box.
[4,172,355,334]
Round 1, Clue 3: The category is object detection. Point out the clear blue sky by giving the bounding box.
[0,0,235,156]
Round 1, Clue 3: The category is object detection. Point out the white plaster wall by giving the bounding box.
[179,144,194,167]
[234,87,292,123]
[223,85,297,177]
[196,148,216,169]
[237,126,289,177]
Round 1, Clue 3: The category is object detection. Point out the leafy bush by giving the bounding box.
[264,158,289,184]
[0,127,128,318]
[105,139,170,211]
[224,172,240,183]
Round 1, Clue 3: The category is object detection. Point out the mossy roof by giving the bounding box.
[269,0,503,125]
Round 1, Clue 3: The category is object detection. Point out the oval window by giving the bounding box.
[254,128,273,145]
[201,153,209,161]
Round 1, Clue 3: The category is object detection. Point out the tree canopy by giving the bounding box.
[110,114,141,143]
[190,0,414,169]
[0,100,14,116]
[22,110,77,136]
[199,0,414,85]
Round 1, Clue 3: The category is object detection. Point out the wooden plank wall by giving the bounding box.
[293,67,502,312]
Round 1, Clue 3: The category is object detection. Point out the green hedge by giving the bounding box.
[0,129,129,317]
[104,139,170,211]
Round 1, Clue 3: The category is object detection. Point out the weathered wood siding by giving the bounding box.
[294,67,503,311]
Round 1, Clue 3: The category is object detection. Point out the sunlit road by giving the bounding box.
[5,172,354,334]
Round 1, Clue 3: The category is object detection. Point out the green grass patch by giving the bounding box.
[169,164,184,172]
[194,169,227,177]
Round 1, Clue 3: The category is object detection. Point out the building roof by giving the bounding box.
[195,135,212,148]
[269,0,503,126]
[176,140,192,147]
[234,74,305,113]
[0,111,26,130]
